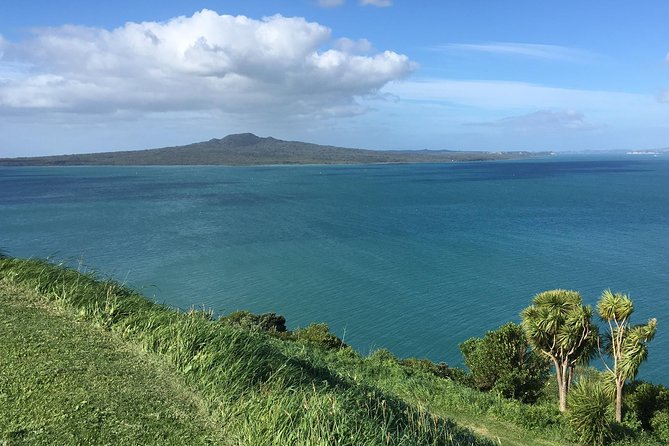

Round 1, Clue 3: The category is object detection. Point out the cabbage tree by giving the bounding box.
[597,290,657,423]
[521,289,598,412]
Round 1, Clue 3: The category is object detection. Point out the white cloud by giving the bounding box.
[383,78,669,134]
[468,110,598,131]
[0,60,30,81]
[318,0,345,7]
[0,10,414,118]
[387,79,649,111]
[443,42,590,62]
[360,0,393,7]
[334,37,373,54]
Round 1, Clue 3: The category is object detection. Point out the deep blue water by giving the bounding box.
[1,155,667,383]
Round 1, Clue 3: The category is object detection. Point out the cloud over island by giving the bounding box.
[0,9,414,119]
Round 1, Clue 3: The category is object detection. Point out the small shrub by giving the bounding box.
[445,367,472,386]
[626,381,669,430]
[621,410,643,434]
[220,310,287,333]
[488,399,563,432]
[335,345,360,360]
[400,358,460,380]
[567,379,613,446]
[368,348,397,363]
[293,323,346,350]
[651,411,669,443]
[460,322,550,402]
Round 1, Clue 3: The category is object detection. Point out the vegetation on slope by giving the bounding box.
[0,281,225,445]
[1,257,666,445]
[0,257,491,446]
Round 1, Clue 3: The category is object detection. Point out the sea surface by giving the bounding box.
[1,154,667,383]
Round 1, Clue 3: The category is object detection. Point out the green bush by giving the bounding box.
[625,381,669,430]
[367,347,397,363]
[499,401,563,433]
[651,411,669,443]
[400,358,459,380]
[219,310,287,333]
[292,323,346,350]
[460,322,550,402]
[567,379,613,446]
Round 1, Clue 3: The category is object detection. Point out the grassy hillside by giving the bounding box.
[0,281,226,445]
[0,257,493,445]
[0,133,547,166]
[0,257,664,445]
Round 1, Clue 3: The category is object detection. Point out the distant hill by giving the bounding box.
[0,133,547,166]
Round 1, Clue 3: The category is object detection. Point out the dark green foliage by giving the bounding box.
[368,347,397,363]
[400,358,459,380]
[651,411,669,443]
[625,381,669,430]
[460,322,550,402]
[292,323,347,350]
[567,379,613,446]
[486,397,564,432]
[220,310,287,333]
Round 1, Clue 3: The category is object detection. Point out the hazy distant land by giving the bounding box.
[0,133,550,166]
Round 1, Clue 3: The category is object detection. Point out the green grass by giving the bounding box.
[274,344,571,446]
[0,257,663,445]
[0,258,493,445]
[0,281,225,445]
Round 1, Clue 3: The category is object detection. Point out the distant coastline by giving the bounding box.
[626,150,664,155]
[0,133,550,167]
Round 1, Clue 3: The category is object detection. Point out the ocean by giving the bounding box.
[1,154,667,383]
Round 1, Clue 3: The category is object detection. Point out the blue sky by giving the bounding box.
[0,0,668,156]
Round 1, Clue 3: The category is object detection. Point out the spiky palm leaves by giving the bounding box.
[521,290,598,412]
[567,378,612,446]
[597,290,657,422]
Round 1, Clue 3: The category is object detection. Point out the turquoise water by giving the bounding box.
[1,155,667,383]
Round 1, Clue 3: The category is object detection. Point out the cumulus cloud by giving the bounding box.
[0,10,414,118]
[360,0,393,7]
[334,37,373,54]
[468,110,598,131]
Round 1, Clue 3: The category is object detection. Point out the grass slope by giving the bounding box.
[0,257,493,445]
[4,257,658,445]
[0,282,225,445]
